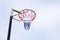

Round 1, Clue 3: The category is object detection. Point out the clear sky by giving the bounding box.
[0,0,60,40]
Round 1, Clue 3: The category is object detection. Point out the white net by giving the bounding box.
[18,9,36,30]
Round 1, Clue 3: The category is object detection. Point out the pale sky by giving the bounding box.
[0,0,60,40]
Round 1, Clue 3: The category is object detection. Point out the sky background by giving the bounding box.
[0,0,60,40]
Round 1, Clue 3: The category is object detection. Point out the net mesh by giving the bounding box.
[18,9,36,30]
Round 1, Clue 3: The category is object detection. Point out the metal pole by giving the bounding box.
[7,9,20,40]
[7,16,13,40]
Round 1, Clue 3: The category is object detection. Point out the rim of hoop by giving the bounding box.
[18,9,36,21]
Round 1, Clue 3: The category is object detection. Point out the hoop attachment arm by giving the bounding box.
[12,9,20,13]
[13,18,21,22]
